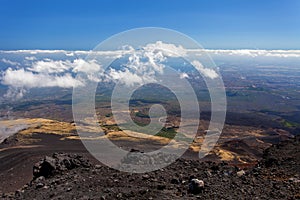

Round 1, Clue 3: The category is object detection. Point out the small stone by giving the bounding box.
[95,165,102,169]
[142,174,150,180]
[113,179,119,183]
[237,170,246,177]
[36,183,44,189]
[117,193,122,198]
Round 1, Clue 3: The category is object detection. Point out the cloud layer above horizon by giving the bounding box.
[1,43,300,100]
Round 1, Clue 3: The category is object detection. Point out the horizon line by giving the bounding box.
[1,48,300,52]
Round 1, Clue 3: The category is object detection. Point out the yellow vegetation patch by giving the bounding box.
[63,130,172,143]
[189,137,204,152]
[105,131,172,144]
[215,148,236,161]
[18,118,76,136]
[61,135,104,140]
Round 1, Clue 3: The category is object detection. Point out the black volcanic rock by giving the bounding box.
[33,153,91,179]
[261,135,300,176]
[188,179,204,194]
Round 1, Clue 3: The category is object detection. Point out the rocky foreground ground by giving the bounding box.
[2,136,300,200]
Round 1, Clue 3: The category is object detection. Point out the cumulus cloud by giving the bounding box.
[105,41,189,87]
[8,42,289,99]
[72,59,102,73]
[28,59,72,74]
[143,41,187,57]
[25,58,102,74]
[0,42,222,96]
[2,68,83,88]
[106,53,161,86]
[108,68,146,87]
[0,57,104,99]
[191,60,219,79]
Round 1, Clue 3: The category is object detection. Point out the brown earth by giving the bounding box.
[0,117,297,196]
[1,136,300,199]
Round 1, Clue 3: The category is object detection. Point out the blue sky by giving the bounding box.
[0,0,299,50]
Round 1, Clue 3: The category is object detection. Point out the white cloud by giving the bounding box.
[1,48,300,58]
[25,56,37,61]
[72,59,102,73]
[105,41,187,87]
[4,42,299,99]
[108,68,146,87]
[0,58,103,99]
[143,41,187,57]
[29,59,72,74]
[179,72,189,79]
[191,60,219,79]
[65,52,74,56]
[192,49,300,58]
[0,50,68,54]
[0,42,220,92]
[1,58,20,66]
[27,58,102,74]
[2,68,83,88]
